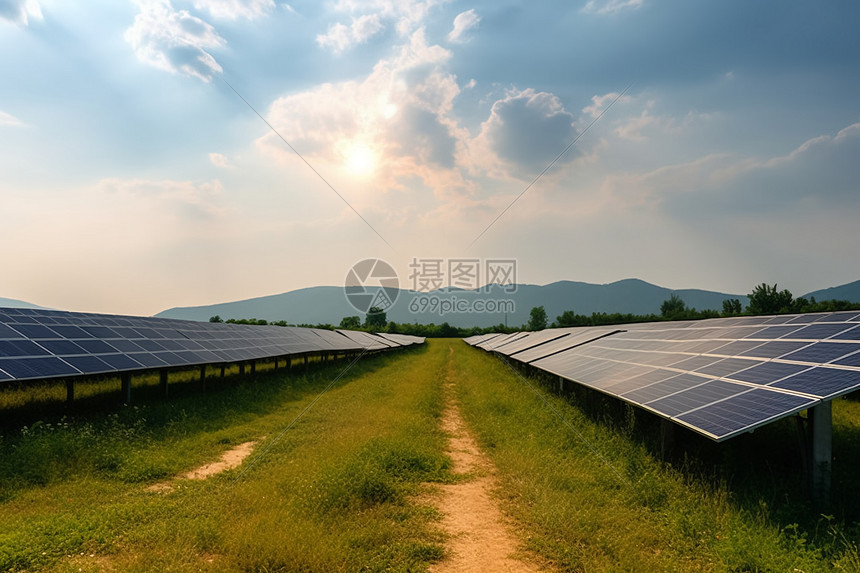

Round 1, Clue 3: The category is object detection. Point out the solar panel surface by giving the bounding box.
[465,312,860,441]
[0,307,421,383]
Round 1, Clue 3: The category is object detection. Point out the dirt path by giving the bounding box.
[146,440,259,493]
[428,346,544,573]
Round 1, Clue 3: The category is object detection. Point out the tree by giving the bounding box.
[660,294,687,319]
[209,315,223,323]
[556,310,577,328]
[339,316,361,329]
[721,298,742,316]
[365,306,387,330]
[527,306,548,331]
[747,283,794,314]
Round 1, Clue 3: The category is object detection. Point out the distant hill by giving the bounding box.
[0,297,49,310]
[802,280,860,303]
[155,279,749,328]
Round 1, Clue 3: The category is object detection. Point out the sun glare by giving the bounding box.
[344,142,378,176]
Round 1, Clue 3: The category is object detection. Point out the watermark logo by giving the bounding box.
[407,258,518,293]
[344,259,400,314]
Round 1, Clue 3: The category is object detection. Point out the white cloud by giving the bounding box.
[192,0,274,20]
[0,110,26,127]
[317,0,449,53]
[209,152,233,168]
[447,9,479,43]
[582,0,643,15]
[582,91,631,119]
[316,13,384,54]
[0,0,41,26]
[261,28,473,200]
[125,0,224,82]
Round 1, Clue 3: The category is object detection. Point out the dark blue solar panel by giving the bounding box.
[111,327,143,338]
[781,342,860,364]
[832,326,860,341]
[676,389,815,439]
[771,368,860,398]
[788,324,858,340]
[134,339,166,352]
[0,369,11,380]
[0,357,80,379]
[36,339,87,355]
[50,325,93,339]
[728,361,809,385]
[133,328,163,339]
[97,354,143,370]
[739,340,809,359]
[696,358,757,378]
[0,340,51,358]
[156,339,186,351]
[647,380,749,417]
[622,374,709,403]
[152,351,185,364]
[106,339,145,353]
[74,339,119,354]
[834,352,860,367]
[8,324,60,339]
[81,326,120,339]
[128,353,169,368]
[63,355,113,374]
[0,323,25,339]
[746,325,803,339]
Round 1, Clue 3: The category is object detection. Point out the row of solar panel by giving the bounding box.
[464,311,860,442]
[0,308,424,382]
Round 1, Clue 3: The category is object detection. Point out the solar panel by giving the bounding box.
[473,312,860,442]
[0,307,420,384]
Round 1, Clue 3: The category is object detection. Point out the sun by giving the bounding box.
[343,142,378,177]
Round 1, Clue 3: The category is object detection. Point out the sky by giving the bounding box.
[1,0,859,316]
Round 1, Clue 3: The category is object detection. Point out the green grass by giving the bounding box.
[451,340,860,572]
[3,340,860,572]
[0,346,450,572]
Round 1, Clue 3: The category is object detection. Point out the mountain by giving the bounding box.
[802,280,860,303]
[155,279,749,328]
[0,297,49,310]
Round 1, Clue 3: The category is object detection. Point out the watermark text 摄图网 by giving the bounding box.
[407,257,518,293]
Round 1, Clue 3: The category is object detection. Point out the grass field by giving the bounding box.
[1,339,859,572]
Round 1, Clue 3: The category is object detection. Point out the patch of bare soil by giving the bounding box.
[145,440,259,493]
[428,347,544,573]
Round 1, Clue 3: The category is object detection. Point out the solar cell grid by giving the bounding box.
[647,380,749,417]
[471,311,860,442]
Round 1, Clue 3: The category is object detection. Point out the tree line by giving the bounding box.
[211,282,860,338]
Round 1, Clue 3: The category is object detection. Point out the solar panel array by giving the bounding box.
[465,312,860,441]
[0,307,424,383]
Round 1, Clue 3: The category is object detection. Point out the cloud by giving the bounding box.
[317,0,448,53]
[0,110,26,127]
[209,152,233,168]
[316,13,384,54]
[447,9,479,43]
[582,91,631,119]
[582,0,643,16]
[125,0,224,82]
[191,0,274,20]
[0,0,41,26]
[470,88,579,179]
[261,28,469,197]
[604,122,860,216]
